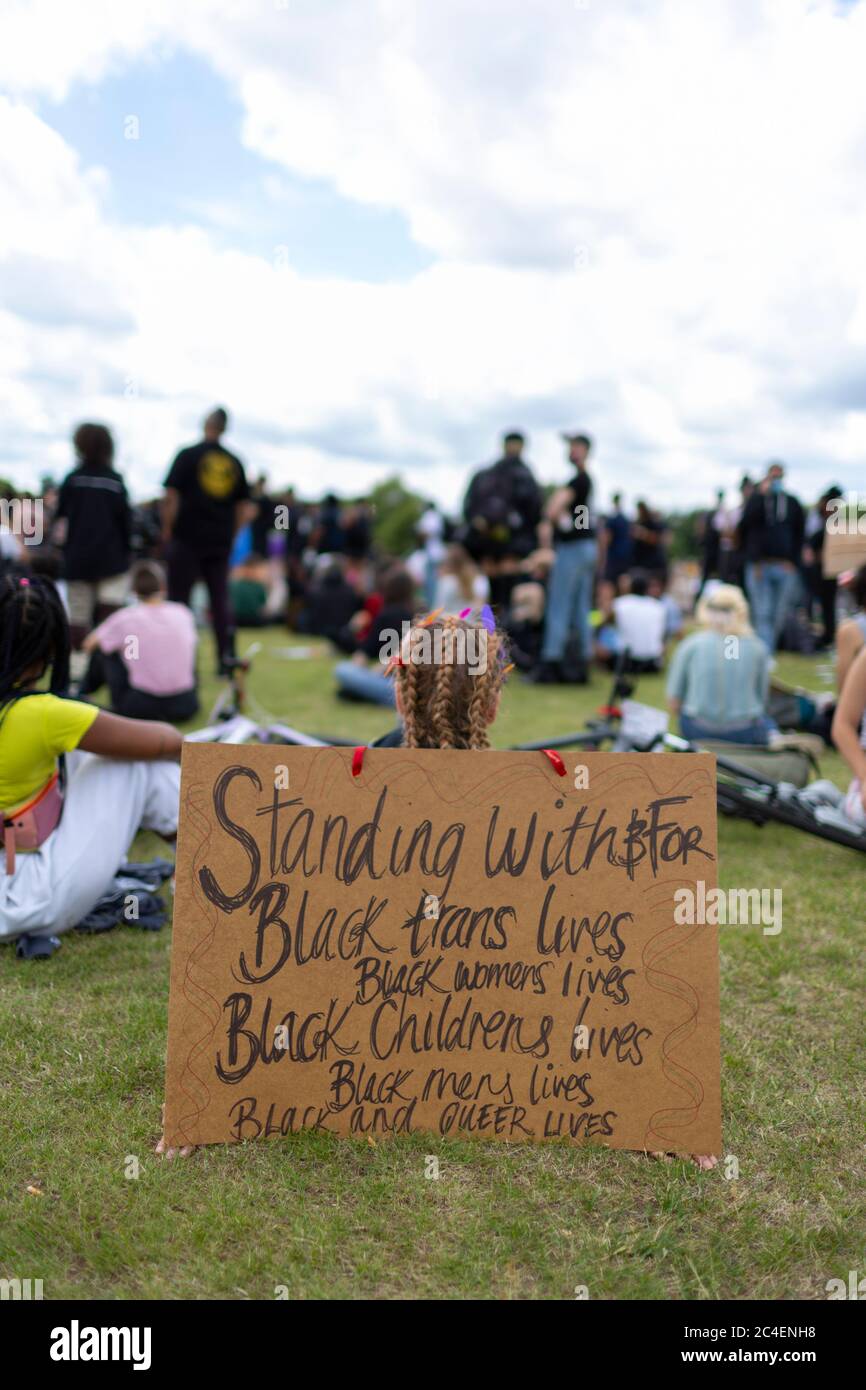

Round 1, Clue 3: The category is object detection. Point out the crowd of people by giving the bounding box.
[3,408,866,964]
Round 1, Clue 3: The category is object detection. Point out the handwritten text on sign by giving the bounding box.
[164,746,721,1154]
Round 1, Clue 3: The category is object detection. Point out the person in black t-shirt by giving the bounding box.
[532,432,603,684]
[55,423,132,658]
[162,407,251,671]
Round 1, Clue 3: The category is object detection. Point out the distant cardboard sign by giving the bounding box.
[823,526,866,578]
[164,745,721,1155]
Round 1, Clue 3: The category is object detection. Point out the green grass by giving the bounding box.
[1,631,863,1300]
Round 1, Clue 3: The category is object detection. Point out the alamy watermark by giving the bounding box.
[1,1276,43,1300]
[827,493,866,534]
[0,497,43,546]
[673,880,782,935]
[380,621,489,675]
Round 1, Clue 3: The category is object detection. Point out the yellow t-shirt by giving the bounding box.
[0,694,99,813]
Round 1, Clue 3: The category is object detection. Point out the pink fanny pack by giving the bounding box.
[0,773,64,875]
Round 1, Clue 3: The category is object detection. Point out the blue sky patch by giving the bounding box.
[42,49,432,282]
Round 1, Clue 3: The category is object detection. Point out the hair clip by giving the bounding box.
[502,662,515,677]
[19,577,30,587]
[479,604,495,633]
[383,655,404,677]
[418,607,443,628]
[458,606,473,619]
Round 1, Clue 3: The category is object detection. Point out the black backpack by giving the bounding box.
[466,461,540,551]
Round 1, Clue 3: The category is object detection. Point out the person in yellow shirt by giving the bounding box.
[0,572,182,947]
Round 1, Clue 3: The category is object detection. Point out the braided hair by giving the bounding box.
[394,613,509,750]
[0,571,71,710]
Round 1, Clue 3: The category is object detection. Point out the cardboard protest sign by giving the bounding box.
[164,745,721,1154]
[822,526,866,578]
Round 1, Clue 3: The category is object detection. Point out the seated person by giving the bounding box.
[836,563,866,692]
[1,573,182,948]
[434,545,490,616]
[666,584,776,744]
[296,557,361,643]
[612,572,666,672]
[229,553,269,627]
[503,579,546,670]
[84,560,198,722]
[334,565,416,706]
[831,644,866,825]
[647,572,684,639]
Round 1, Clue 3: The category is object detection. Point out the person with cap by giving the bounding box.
[531,432,603,684]
[161,407,252,673]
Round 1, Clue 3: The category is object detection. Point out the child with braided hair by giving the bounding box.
[391,609,509,750]
[0,571,182,951]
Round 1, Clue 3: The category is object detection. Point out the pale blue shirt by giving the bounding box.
[666,630,771,730]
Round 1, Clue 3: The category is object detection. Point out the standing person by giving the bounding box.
[55,424,131,663]
[737,461,804,654]
[697,490,725,595]
[604,492,632,583]
[803,486,842,650]
[724,476,754,588]
[463,431,541,609]
[162,407,251,674]
[314,493,345,554]
[631,500,669,581]
[532,432,600,685]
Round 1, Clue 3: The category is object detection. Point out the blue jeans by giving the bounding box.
[542,540,598,662]
[680,712,777,745]
[745,561,800,653]
[334,661,396,707]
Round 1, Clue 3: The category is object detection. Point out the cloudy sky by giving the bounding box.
[1,0,865,511]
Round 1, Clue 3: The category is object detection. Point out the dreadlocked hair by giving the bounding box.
[394,613,508,750]
[0,571,71,709]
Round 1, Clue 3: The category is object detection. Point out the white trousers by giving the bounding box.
[0,752,179,941]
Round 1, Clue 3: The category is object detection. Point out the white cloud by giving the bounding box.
[2,0,866,507]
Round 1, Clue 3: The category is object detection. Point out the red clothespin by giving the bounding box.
[541,749,567,776]
[351,746,366,777]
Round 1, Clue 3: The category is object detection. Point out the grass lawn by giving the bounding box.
[1,630,863,1301]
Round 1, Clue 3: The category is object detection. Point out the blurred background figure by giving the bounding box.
[632,499,669,582]
[462,431,541,609]
[532,432,598,685]
[667,584,776,745]
[697,489,725,595]
[333,563,417,706]
[229,553,271,628]
[738,461,804,653]
[55,423,131,681]
[604,492,632,584]
[612,571,666,673]
[162,406,251,673]
[83,559,198,722]
[434,543,489,615]
[803,485,842,651]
